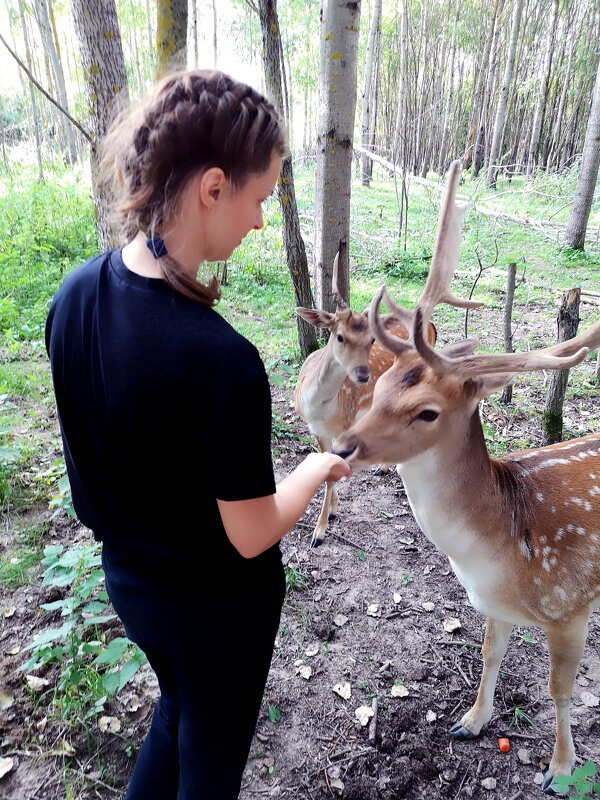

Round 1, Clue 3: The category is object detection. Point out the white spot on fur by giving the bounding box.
[534,576,542,585]
[536,492,544,501]
[572,497,593,511]
[518,540,532,560]
[555,528,565,542]
[576,527,586,536]
[540,535,547,544]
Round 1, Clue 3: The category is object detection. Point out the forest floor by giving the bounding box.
[1,301,599,800]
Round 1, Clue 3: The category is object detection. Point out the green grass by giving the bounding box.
[0,522,47,587]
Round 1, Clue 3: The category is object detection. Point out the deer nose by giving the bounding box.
[352,366,370,383]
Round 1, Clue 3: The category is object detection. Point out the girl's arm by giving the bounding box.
[217,452,351,558]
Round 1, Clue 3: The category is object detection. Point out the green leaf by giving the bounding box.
[267,705,281,723]
[24,621,75,651]
[93,637,131,666]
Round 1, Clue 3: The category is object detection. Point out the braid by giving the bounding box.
[99,69,286,306]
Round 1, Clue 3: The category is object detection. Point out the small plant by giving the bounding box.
[509,704,536,729]
[550,761,600,798]
[19,544,145,725]
[357,550,367,561]
[401,572,413,586]
[284,566,313,592]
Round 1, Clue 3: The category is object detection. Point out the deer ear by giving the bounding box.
[380,313,407,332]
[467,372,516,400]
[296,307,336,329]
[441,338,479,358]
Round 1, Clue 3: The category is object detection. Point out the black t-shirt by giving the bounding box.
[46,250,279,585]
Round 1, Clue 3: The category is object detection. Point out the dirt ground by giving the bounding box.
[1,308,600,800]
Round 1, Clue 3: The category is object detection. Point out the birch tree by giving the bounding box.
[155,0,187,78]
[71,0,129,246]
[564,59,600,249]
[314,0,361,311]
[256,0,317,357]
[487,0,524,187]
[360,0,381,185]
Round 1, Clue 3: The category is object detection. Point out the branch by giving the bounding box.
[0,31,93,145]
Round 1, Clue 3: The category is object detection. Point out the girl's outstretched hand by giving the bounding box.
[297,451,352,484]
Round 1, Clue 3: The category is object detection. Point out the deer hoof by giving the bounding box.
[327,512,337,521]
[448,722,477,740]
[310,537,323,549]
[541,770,562,795]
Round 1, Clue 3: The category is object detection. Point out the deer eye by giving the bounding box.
[336,334,344,343]
[418,409,439,422]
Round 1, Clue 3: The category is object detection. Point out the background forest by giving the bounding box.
[0,0,599,798]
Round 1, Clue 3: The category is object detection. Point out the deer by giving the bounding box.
[294,255,437,548]
[332,161,600,793]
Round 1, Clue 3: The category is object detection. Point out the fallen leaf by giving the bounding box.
[25,675,49,692]
[366,604,380,617]
[126,695,142,712]
[426,710,437,723]
[3,607,16,618]
[305,644,319,657]
[481,777,497,790]
[297,665,312,680]
[0,757,14,779]
[443,617,461,633]
[423,565,434,575]
[580,691,599,707]
[332,681,352,700]
[330,778,344,793]
[517,748,531,764]
[8,646,20,655]
[355,705,374,726]
[51,740,76,756]
[98,716,121,733]
[392,593,401,604]
[333,614,348,627]
[391,683,409,698]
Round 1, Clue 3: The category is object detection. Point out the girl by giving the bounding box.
[45,69,350,800]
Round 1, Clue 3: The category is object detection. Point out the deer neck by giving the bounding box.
[307,347,350,408]
[398,408,495,562]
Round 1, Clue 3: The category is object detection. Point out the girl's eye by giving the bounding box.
[336,334,344,343]
[418,409,439,422]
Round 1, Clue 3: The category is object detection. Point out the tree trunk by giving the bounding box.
[18,0,44,181]
[487,0,524,187]
[463,0,502,170]
[71,0,129,248]
[526,0,559,177]
[314,0,361,312]
[155,0,187,79]
[212,0,218,68]
[257,0,317,358]
[392,1,407,164]
[564,60,600,249]
[360,0,381,186]
[35,0,78,164]
[500,262,517,404]
[542,288,581,445]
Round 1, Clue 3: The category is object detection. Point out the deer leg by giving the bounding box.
[450,617,513,740]
[540,614,589,794]
[310,438,338,548]
[373,462,391,476]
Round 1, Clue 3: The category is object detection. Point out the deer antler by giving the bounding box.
[369,160,483,355]
[332,252,349,311]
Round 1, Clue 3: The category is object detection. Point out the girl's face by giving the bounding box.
[206,153,282,262]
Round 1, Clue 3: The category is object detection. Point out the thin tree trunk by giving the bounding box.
[71,0,129,248]
[314,0,361,311]
[18,0,44,180]
[564,60,600,249]
[257,0,317,358]
[500,262,517,404]
[212,0,218,68]
[526,0,559,176]
[542,288,581,444]
[360,0,381,186]
[155,0,187,79]
[35,0,77,163]
[487,0,524,187]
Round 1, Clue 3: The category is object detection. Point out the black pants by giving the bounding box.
[102,547,285,800]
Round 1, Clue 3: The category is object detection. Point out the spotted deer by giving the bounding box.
[333,161,600,792]
[294,256,436,547]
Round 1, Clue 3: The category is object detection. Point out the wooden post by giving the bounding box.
[500,262,517,404]
[542,288,581,444]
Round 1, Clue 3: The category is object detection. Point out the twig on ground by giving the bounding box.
[368,697,378,741]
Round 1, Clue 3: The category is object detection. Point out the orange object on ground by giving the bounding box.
[498,738,510,752]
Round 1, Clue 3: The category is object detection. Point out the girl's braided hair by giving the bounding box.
[100,69,286,306]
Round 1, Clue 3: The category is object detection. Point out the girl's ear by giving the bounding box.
[198,167,227,209]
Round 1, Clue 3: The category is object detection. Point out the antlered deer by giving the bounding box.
[294,257,436,547]
[333,161,600,793]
